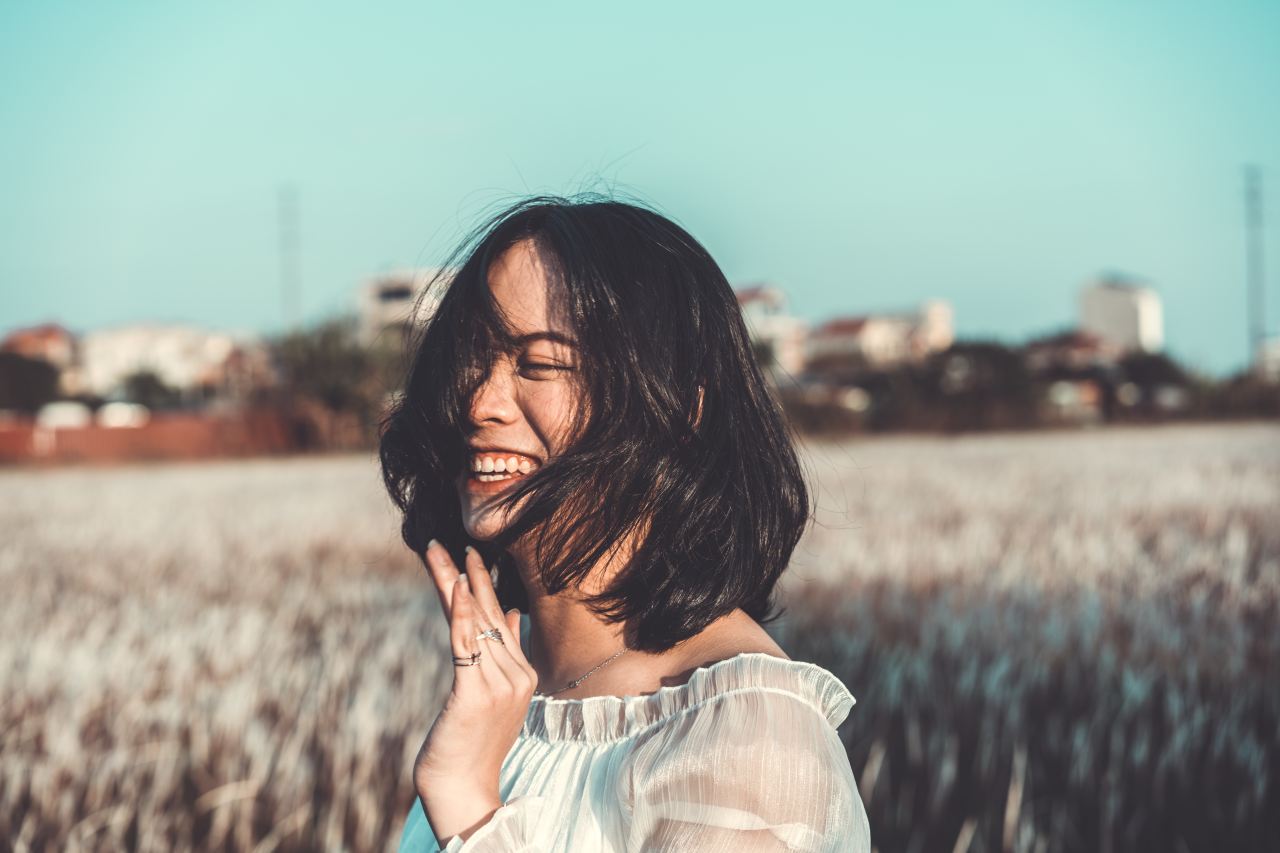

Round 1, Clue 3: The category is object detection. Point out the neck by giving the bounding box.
[525,590,632,694]
[508,539,637,694]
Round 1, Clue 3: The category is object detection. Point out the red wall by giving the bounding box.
[0,409,304,465]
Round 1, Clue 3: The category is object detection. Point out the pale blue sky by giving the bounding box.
[2,1,1277,376]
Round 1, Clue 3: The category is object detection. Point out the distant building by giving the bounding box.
[1080,274,1163,353]
[0,322,76,369]
[1023,328,1126,373]
[806,300,953,370]
[1041,378,1106,425]
[1256,336,1280,382]
[735,284,808,377]
[78,324,267,399]
[911,300,955,359]
[358,268,448,347]
[808,316,908,367]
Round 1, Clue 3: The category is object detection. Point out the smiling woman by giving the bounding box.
[378,194,871,851]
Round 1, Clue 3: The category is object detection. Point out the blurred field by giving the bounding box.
[1,422,1277,852]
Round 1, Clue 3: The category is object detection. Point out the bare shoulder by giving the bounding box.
[675,609,790,676]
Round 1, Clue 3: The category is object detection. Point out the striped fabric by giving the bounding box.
[398,652,871,852]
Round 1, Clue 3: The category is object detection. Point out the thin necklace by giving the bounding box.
[534,647,631,697]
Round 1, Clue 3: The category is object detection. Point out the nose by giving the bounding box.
[469,363,519,427]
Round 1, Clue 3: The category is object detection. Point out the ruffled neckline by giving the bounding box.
[521,651,856,743]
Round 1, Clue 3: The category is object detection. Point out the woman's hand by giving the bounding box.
[412,540,539,845]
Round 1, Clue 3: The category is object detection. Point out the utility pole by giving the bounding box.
[1244,165,1265,369]
[278,183,301,334]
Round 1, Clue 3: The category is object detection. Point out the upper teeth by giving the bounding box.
[472,454,538,474]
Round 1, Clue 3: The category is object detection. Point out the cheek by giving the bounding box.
[524,384,584,451]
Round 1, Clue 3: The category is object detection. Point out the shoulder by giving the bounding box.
[623,655,870,851]
[680,661,853,742]
[634,652,858,759]
[668,608,791,681]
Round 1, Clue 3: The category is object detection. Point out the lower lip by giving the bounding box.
[464,471,530,495]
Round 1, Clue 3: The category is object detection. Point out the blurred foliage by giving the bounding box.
[265,314,410,447]
[922,341,1040,431]
[271,316,378,414]
[1201,369,1280,418]
[0,352,60,413]
[122,369,183,411]
[794,341,1041,433]
[787,340,1277,435]
[1117,350,1191,387]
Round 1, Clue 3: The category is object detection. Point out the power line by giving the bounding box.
[1243,165,1265,369]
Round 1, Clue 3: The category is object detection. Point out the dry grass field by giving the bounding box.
[1,422,1276,852]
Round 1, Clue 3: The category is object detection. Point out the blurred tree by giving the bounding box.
[267,313,407,448]
[859,365,931,432]
[272,316,374,412]
[1115,351,1217,420]
[922,341,1039,432]
[1118,351,1191,387]
[122,369,182,410]
[1205,369,1280,418]
[366,332,413,406]
[0,352,59,413]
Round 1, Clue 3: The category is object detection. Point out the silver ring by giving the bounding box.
[476,627,504,645]
[452,651,482,666]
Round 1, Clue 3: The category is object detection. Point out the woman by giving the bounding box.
[380,194,871,851]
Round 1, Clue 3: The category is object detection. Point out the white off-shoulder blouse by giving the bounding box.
[397,651,871,852]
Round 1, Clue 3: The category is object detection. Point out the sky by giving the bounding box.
[1,1,1278,378]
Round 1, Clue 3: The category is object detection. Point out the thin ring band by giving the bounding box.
[452,626,505,666]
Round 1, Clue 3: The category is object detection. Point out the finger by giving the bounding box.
[463,546,512,635]
[461,548,527,683]
[449,575,486,691]
[424,539,462,619]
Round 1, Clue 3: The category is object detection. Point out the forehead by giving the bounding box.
[486,238,573,341]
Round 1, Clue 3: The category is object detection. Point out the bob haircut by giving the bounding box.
[378,193,812,654]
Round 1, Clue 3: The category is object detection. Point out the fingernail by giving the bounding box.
[457,573,469,593]
[427,538,440,552]
[464,545,475,555]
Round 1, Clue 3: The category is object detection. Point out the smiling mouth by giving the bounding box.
[466,451,541,487]
[471,470,526,483]
[463,465,536,493]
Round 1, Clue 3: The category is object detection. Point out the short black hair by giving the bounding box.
[378,193,811,653]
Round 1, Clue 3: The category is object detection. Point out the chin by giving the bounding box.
[462,511,507,541]
[457,475,531,541]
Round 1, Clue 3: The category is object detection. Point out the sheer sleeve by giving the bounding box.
[398,793,549,852]
[624,689,871,852]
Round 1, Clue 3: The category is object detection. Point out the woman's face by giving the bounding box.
[457,238,582,541]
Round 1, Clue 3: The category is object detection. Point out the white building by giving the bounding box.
[78,324,260,397]
[1079,274,1164,353]
[358,268,449,347]
[1256,336,1280,382]
[806,299,954,370]
[735,284,808,376]
[913,300,955,358]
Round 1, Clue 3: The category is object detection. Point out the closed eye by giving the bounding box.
[519,361,573,378]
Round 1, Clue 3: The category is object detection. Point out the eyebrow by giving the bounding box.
[512,331,579,348]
